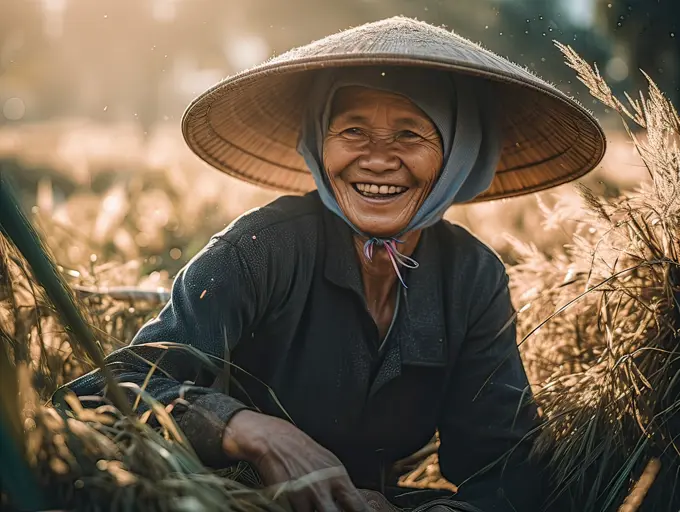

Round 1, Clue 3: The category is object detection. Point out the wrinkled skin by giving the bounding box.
[222,88,445,512]
[223,410,369,511]
[323,86,443,238]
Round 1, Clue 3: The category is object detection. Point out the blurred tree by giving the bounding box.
[393,0,612,118]
[0,1,48,122]
[595,0,679,104]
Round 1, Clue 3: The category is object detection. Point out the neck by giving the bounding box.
[353,230,421,306]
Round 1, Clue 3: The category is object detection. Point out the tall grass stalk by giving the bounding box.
[508,42,680,511]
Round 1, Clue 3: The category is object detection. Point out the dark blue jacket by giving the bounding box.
[67,192,548,511]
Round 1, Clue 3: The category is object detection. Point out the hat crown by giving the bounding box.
[266,16,537,85]
[182,16,606,202]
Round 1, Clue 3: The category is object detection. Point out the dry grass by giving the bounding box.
[506,43,680,511]
[0,184,284,510]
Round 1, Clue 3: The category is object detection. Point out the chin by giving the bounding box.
[352,221,404,238]
[334,187,417,237]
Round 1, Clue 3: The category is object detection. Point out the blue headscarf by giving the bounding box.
[297,66,502,285]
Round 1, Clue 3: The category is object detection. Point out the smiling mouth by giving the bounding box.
[352,182,408,199]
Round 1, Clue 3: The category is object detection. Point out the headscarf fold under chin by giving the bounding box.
[297,66,503,286]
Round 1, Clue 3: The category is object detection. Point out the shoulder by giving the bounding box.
[181,193,322,297]
[435,220,514,326]
[436,219,507,279]
[211,192,322,248]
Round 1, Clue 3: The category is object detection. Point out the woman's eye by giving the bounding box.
[398,130,421,140]
[341,127,364,137]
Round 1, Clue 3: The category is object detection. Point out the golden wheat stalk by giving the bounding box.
[507,43,680,511]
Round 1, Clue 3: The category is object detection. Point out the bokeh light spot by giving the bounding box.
[3,97,26,120]
[606,57,629,82]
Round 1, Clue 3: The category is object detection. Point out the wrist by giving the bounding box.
[222,409,267,462]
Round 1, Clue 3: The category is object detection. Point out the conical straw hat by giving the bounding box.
[182,16,606,202]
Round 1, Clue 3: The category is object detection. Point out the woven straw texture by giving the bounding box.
[182,16,607,202]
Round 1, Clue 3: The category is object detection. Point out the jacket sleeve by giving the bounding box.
[435,265,548,512]
[63,234,265,467]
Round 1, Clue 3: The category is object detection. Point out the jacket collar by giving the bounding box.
[321,205,447,397]
[322,206,365,301]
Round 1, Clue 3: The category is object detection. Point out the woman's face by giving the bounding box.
[323,87,444,237]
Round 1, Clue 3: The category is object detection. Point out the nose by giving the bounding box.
[357,140,400,174]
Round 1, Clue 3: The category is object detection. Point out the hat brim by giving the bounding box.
[182,19,606,202]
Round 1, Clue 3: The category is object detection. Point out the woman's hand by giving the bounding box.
[222,410,368,512]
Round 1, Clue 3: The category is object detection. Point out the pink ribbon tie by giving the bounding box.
[362,237,420,288]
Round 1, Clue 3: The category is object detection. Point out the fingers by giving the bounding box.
[334,484,370,512]
[311,487,342,512]
[272,469,349,512]
[297,467,347,512]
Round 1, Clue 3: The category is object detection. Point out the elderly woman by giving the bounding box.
[66,17,605,512]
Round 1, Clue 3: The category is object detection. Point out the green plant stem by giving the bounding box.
[0,168,132,416]
[0,412,46,511]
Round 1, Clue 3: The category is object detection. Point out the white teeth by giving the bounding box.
[354,183,407,196]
